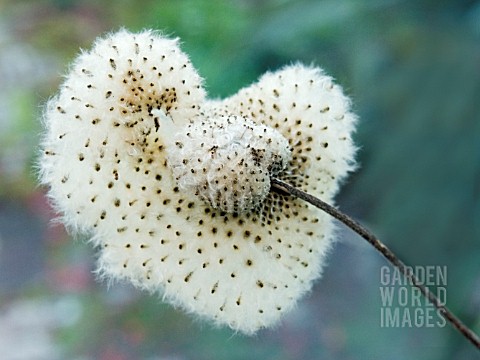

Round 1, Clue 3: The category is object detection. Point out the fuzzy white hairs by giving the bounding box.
[39,29,357,334]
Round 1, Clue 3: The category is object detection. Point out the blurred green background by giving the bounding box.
[0,0,479,359]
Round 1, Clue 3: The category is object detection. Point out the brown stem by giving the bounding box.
[271,177,480,350]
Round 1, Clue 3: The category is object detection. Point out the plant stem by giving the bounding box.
[271,177,480,350]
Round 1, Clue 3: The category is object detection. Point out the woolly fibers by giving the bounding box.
[39,30,357,334]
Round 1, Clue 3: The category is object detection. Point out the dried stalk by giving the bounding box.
[271,177,480,350]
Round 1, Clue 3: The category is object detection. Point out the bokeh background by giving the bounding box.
[0,0,479,359]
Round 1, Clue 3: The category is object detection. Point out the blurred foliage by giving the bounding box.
[0,0,479,359]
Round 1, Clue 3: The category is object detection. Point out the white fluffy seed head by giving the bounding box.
[167,113,291,213]
[39,30,357,335]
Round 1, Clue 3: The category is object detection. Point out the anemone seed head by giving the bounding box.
[39,29,357,334]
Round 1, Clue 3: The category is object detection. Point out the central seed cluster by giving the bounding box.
[167,114,292,213]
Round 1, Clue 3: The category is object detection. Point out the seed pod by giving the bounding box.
[39,30,357,334]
